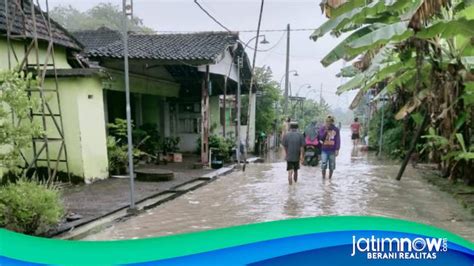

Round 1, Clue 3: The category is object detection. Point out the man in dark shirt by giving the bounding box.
[282,122,305,185]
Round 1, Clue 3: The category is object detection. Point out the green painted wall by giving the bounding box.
[1,38,109,182]
[0,39,71,70]
[142,95,161,126]
[107,71,180,98]
[208,96,237,139]
[1,76,108,182]
[74,78,109,181]
[41,77,109,182]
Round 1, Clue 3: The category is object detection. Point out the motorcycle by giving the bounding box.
[303,122,321,166]
[303,134,320,166]
[304,144,320,166]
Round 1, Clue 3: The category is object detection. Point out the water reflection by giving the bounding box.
[283,187,301,217]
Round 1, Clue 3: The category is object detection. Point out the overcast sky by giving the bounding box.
[47,0,358,110]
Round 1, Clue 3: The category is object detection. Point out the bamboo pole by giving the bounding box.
[396,113,429,181]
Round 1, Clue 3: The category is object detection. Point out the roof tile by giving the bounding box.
[74,28,238,62]
[0,0,82,50]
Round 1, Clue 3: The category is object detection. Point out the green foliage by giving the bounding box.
[107,118,162,173]
[0,70,42,175]
[0,179,64,236]
[254,66,281,134]
[368,104,406,159]
[161,137,180,154]
[107,136,127,175]
[135,123,160,156]
[107,118,129,141]
[383,127,405,159]
[196,135,234,163]
[321,25,375,67]
[421,127,450,154]
[50,3,154,33]
[210,135,232,163]
[347,22,414,50]
[298,99,330,129]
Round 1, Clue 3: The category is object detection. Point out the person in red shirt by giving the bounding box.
[350,117,361,146]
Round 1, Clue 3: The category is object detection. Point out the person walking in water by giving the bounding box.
[283,122,305,185]
[319,115,340,179]
[350,117,361,146]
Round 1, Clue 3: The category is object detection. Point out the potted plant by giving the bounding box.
[160,137,181,162]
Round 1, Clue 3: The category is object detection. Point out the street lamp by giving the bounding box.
[241,34,270,50]
[294,83,311,97]
[305,89,318,98]
[279,70,298,90]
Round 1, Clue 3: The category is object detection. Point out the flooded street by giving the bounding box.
[84,128,474,241]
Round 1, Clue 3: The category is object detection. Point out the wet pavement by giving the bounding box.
[84,128,474,241]
[56,154,212,236]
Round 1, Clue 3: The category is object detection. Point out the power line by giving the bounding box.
[193,0,231,32]
[155,28,318,34]
[266,50,325,61]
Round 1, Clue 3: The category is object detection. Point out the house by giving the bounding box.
[0,0,109,182]
[1,1,255,183]
[74,27,255,162]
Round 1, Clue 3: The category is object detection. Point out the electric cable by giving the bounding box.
[193,0,231,32]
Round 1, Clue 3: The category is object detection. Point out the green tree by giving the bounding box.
[254,66,282,134]
[298,98,330,129]
[50,3,154,33]
[0,71,42,177]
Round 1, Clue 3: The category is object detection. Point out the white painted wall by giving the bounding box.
[178,133,199,152]
[197,50,238,82]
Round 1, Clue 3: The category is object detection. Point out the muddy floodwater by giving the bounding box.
[84,128,474,241]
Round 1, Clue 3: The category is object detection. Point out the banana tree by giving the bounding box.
[312,0,474,182]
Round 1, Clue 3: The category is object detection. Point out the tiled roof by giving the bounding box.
[74,28,239,62]
[0,0,82,50]
[73,27,122,53]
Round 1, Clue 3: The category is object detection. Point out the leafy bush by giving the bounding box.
[107,119,160,171]
[368,104,406,159]
[160,137,180,154]
[383,126,405,159]
[107,136,128,175]
[0,70,42,176]
[196,135,234,162]
[137,123,160,156]
[107,118,129,142]
[0,179,64,236]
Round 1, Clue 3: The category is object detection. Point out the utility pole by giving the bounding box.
[244,0,265,170]
[378,98,385,156]
[320,83,323,105]
[236,56,242,168]
[283,24,290,114]
[122,0,135,210]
